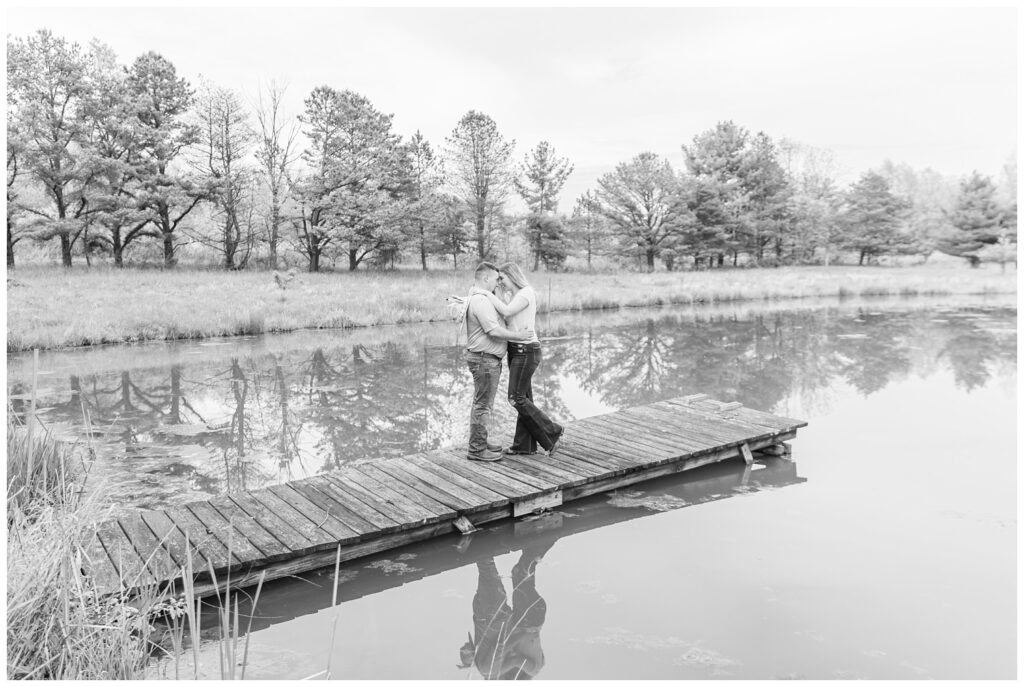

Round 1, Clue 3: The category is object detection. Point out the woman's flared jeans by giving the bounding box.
[507,343,561,452]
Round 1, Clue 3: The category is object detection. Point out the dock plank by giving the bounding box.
[248,489,337,548]
[356,463,457,520]
[562,425,654,464]
[162,504,236,570]
[326,472,420,530]
[387,457,485,511]
[553,442,637,474]
[633,403,764,443]
[205,495,297,560]
[285,480,365,543]
[344,467,448,524]
[373,459,476,510]
[409,455,510,505]
[320,473,404,531]
[80,532,122,592]
[117,511,180,582]
[140,509,210,573]
[501,454,592,485]
[226,492,318,552]
[431,452,536,499]
[186,501,264,565]
[268,483,361,542]
[300,478,380,536]
[468,456,558,491]
[597,412,718,453]
[97,520,155,588]
[570,421,672,462]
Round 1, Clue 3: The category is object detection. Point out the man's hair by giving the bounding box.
[475,261,499,277]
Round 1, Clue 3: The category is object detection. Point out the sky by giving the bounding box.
[5,4,1019,210]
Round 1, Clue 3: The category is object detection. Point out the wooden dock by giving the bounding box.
[82,394,807,598]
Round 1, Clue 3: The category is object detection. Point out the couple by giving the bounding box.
[462,261,563,462]
[457,543,552,679]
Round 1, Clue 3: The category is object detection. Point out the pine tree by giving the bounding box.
[444,111,515,260]
[514,141,573,214]
[838,171,910,265]
[128,51,204,267]
[403,131,445,270]
[7,30,93,266]
[939,172,1003,268]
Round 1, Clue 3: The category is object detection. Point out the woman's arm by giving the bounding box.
[483,290,529,318]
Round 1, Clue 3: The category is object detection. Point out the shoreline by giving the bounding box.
[6,264,1017,352]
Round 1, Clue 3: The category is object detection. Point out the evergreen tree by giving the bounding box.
[437,194,470,269]
[128,51,204,267]
[678,175,732,268]
[523,212,568,271]
[568,191,613,270]
[403,131,445,270]
[514,141,573,214]
[938,172,1003,267]
[742,132,791,263]
[682,121,791,265]
[444,111,515,259]
[7,30,94,266]
[838,171,910,265]
[297,87,407,271]
[78,41,155,267]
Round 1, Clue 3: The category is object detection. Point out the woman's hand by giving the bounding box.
[485,289,511,314]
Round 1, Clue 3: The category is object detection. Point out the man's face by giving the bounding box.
[479,269,499,291]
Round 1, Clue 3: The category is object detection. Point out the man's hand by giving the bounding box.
[488,325,534,342]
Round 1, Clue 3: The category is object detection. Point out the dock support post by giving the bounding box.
[453,516,477,535]
[740,442,754,465]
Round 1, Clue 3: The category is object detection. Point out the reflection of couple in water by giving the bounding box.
[458,262,565,463]
[458,542,553,680]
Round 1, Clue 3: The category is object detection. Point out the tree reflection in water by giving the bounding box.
[8,301,1014,514]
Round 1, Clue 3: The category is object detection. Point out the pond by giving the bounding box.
[7,294,1017,679]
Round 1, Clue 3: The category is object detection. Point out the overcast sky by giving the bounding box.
[6,5,1018,209]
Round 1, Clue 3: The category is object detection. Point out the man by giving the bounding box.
[464,261,532,462]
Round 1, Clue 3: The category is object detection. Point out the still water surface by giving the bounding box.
[7,295,1017,679]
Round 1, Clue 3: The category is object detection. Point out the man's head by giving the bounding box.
[474,261,500,291]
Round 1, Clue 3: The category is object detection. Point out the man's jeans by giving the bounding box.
[507,343,561,452]
[466,351,503,455]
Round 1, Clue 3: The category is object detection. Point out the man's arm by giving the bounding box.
[487,323,534,342]
[471,294,533,342]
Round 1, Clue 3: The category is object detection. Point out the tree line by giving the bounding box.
[7,29,1018,272]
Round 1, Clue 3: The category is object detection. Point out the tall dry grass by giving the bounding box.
[5,413,155,679]
[6,263,1016,351]
[6,379,269,679]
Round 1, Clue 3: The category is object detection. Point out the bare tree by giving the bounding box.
[192,79,255,269]
[253,80,300,270]
[595,152,687,271]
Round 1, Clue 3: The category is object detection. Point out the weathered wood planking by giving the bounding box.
[82,395,807,596]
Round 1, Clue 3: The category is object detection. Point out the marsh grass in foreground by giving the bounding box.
[5,415,154,679]
[5,397,282,679]
[6,263,1016,351]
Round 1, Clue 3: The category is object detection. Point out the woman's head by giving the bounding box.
[498,263,530,290]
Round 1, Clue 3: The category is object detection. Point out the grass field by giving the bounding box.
[6,263,1016,351]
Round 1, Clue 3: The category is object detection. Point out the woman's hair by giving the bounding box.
[498,263,530,290]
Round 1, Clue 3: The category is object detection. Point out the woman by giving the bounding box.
[483,263,564,456]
